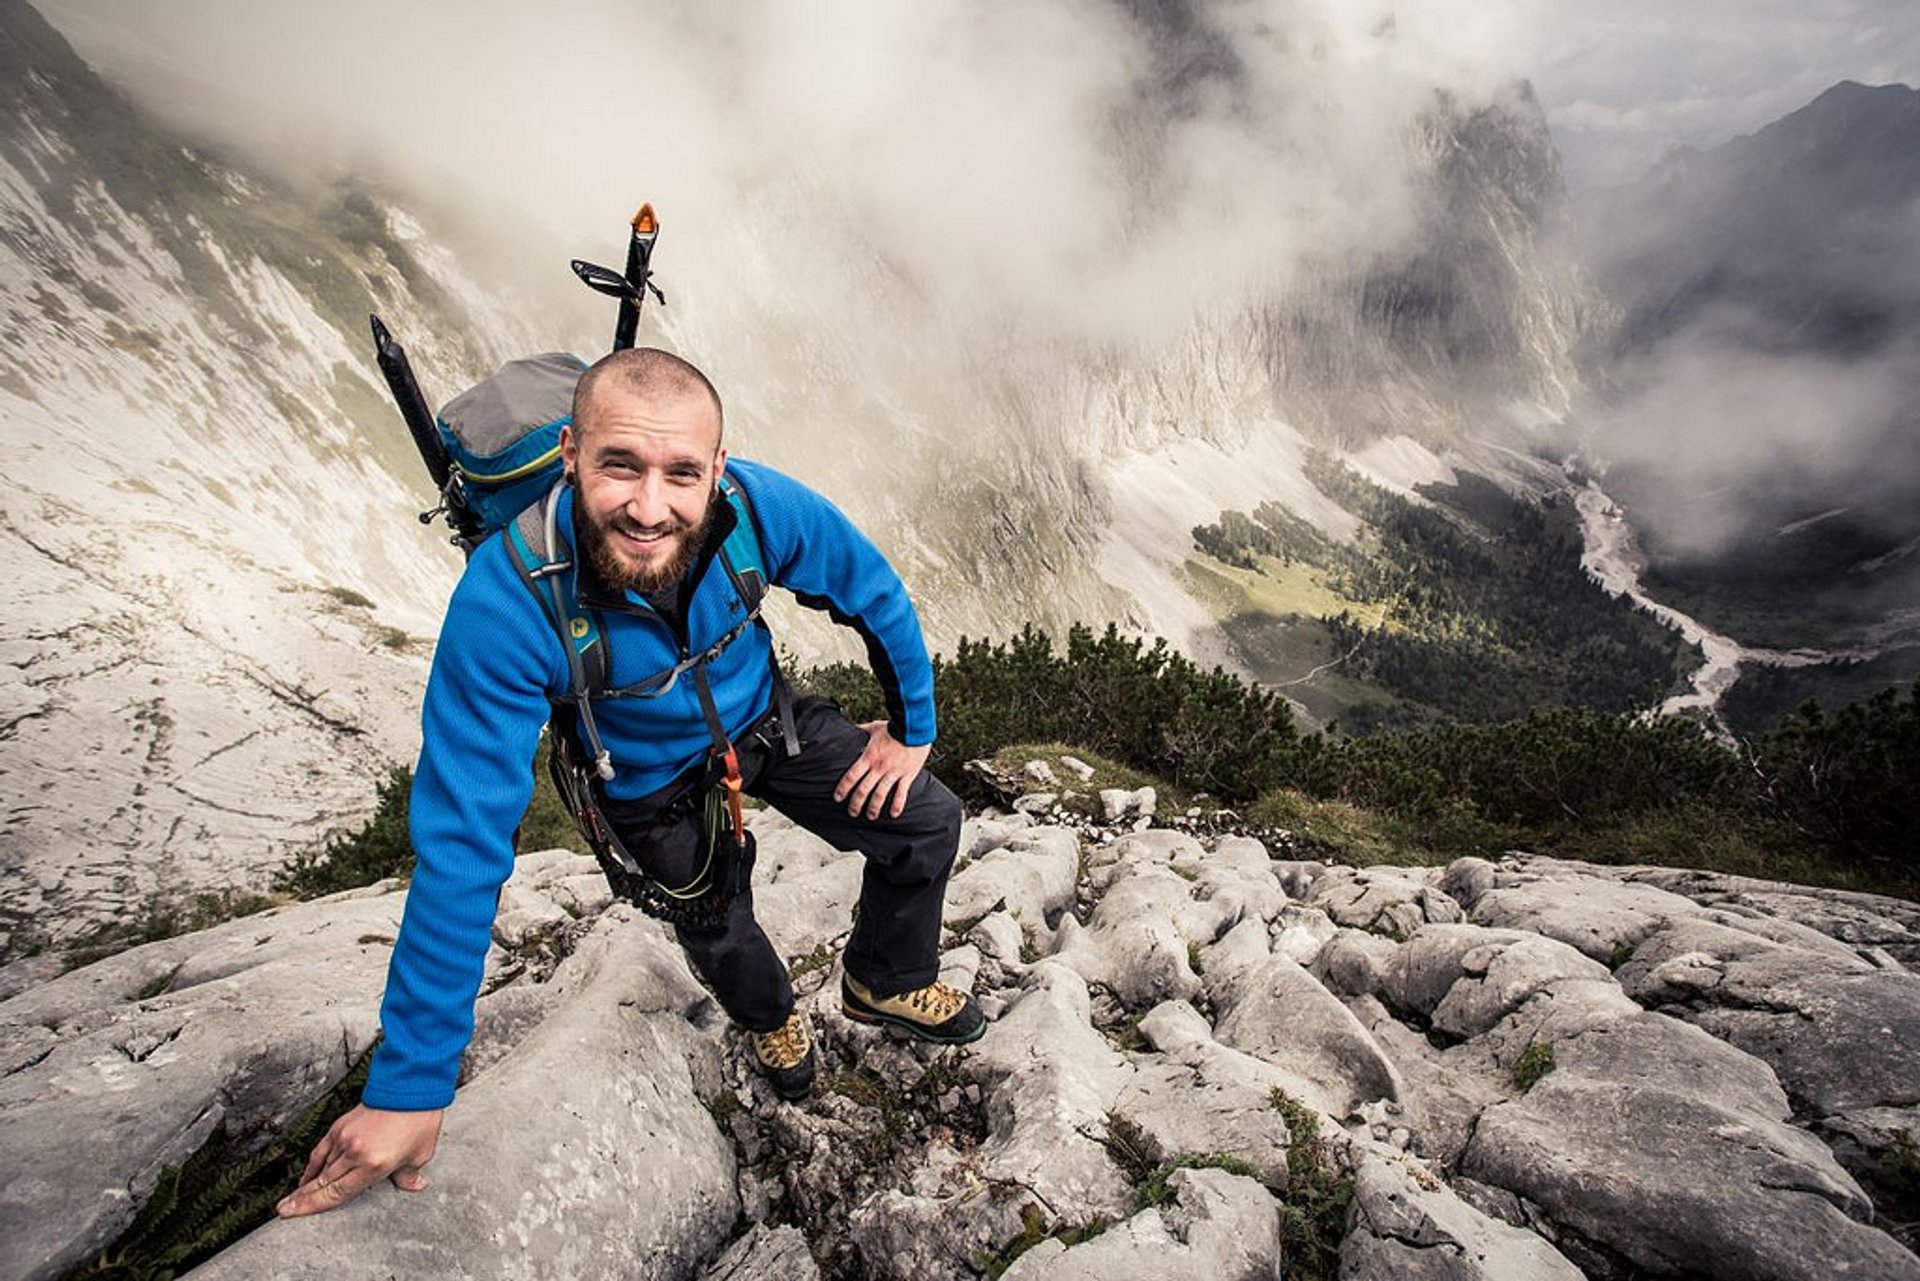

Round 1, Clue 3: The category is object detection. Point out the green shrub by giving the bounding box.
[1268,1090,1355,1281]
[275,767,414,898]
[1512,1041,1556,1092]
[921,623,1303,804]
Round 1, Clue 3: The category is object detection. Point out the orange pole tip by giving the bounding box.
[632,204,658,235]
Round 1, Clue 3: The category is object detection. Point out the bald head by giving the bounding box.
[572,347,724,443]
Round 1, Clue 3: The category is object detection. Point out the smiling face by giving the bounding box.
[561,376,728,594]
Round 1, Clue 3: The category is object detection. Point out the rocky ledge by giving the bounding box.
[3,803,1917,1280]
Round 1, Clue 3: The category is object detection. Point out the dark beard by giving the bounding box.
[579,492,718,594]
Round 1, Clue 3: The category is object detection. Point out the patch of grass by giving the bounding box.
[1102,1014,1151,1055]
[704,1091,741,1129]
[1544,801,1881,893]
[823,1066,896,1113]
[322,586,375,609]
[1104,1113,1272,1219]
[1246,788,1457,866]
[54,890,282,972]
[972,1203,1116,1279]
[376,626,411,651]
[133,965,182,1001]
[1269,1090,1356,1281]
[986,742,1189,819]
[356,934,394,948]
[787,941,836,981]
[1137,1153,1264,1211]
[518,737,589,858]
[275,767,413,898]
[1512,1041,1556,1093]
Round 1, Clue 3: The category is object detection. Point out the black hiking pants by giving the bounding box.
[598,697,962,1033]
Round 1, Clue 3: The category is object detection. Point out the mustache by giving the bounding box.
[611,515,691,538]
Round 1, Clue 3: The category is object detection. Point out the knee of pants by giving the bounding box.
[903,774,963,875]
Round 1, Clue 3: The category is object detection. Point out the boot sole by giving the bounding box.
[842,1002,986,1046]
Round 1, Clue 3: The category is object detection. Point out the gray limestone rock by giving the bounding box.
[1308,866,1464,940]
[700,1224,821,1281]
[943,827,1080,954]
[966,961,1137,1221]
[1341,1149,1584,1280]
[998,1167,1281,1281]
[1621,917,1920,1115]
[1212,952,1404,1114]
[1467,868,1701,963]
[1463,1074,1918,1281]
[187,914,737,1280]
[0,890,404,1281]
[10,829,1920,1281]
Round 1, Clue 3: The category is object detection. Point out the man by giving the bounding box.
[278,347,982,1218]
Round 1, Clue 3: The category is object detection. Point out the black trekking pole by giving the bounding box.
[570,203,665,353]
[369,313,483,549]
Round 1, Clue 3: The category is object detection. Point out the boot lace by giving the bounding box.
[902,981,966,1023]
[753,1014,811,1069]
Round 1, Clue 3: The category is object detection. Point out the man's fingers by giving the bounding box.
[392,1165,431,1193]
[298,1133,336,1186]
[277,1154,381,1218]
[834,758,869,804]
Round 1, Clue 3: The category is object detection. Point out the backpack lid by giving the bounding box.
[438,352,586,457]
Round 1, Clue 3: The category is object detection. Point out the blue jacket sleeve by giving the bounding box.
[729,459,938,746]
[361,538,562,1110]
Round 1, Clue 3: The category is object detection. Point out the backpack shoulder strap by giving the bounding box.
[713,472,799,755]
[714,473,769,613]
[502,482,615,778]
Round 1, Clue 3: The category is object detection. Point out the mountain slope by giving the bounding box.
[0,0,548,946]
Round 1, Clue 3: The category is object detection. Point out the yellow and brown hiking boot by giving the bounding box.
[841,974,986,1045]
[750,1012,816,1101]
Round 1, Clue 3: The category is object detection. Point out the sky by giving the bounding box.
[38,0,1920,203]
[29,0,1918,363]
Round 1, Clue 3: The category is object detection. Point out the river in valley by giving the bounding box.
[1569,481,1891,736]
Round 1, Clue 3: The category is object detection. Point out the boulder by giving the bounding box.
[1463,1075,1918,1281]
[1211,952,1404,1114]
[1308,866,1463,940]
[999,1167,1281,1280]
[187,912,739,1280]
[1621,918,1920,1115]
[1341,1149,1584,1280]
[0,889,404,1281]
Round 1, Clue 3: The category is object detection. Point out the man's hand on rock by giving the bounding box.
[834,721,931,819]
[276,1103,442,1218]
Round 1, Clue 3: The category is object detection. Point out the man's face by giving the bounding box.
[561,380,727,595]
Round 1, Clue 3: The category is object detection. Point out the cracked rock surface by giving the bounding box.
[3,823,1917,1280]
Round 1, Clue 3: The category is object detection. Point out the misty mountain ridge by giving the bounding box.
[1573,76,1920,671]
[1587,79,1920,359]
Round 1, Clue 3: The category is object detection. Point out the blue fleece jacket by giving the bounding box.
[362,458,936,1110]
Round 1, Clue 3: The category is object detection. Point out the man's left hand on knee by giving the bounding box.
[834,722,932,819]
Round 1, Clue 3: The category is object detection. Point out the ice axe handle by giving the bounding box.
[369,314,452,493]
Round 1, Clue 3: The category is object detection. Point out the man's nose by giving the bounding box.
[624,474,671,527]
